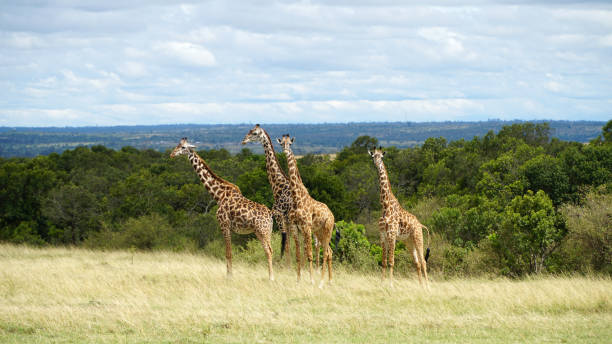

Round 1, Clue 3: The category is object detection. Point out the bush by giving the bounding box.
[9,221,46,246]
[86,213,196,251]
[333,221,378,271]
[559,190,612,274]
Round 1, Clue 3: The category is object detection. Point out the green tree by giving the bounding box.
[521,155,570,206]
[490,190,566,276]
[42,184,101,244]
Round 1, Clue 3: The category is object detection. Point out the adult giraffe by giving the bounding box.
[278,135,334,287]
[241,124,295,266]
[369,147,430,287]
[171,138,275,280]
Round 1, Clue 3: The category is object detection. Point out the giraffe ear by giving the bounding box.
[276,138,282,144]
[382,151,386,157]
[290,137,295,144]
[368,150,373,157]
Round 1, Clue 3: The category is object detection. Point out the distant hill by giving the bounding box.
[0,120,605,158]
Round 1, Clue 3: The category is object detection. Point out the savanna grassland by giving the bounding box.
[1,244,610,343]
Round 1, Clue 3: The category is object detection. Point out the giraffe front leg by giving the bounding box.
[303,226,314,285]
[284,222,292,267]
[294,224,302,282]
[387,234,397,281]
[278,216,291,267]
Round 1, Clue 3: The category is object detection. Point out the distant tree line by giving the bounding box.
[0,120,605,158]
[1,121,611,277]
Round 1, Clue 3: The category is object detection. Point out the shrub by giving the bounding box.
[86,213,196,251]
[559,190,612,274]
[333,221,378,271]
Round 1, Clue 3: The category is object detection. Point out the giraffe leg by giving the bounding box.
[222,229,233,279]
[256,230,274,281]
[326,245,333,284]
[318,229,332,288]
[387,234,397,280]
[416,236,429,289]
[303,226,314,285]
[314,235,320,272]
[411,245,423,286]
[380,230,387,280]
[280,218,291,267]
[294,224,302,282]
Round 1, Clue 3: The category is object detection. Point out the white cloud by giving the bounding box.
[155,41,217,67]
[118,61,149,78]
[1,1,612,127]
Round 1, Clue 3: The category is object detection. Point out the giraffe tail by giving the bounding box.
[423,225,431,262]
[281,232,287,258]
[334,223,341,253]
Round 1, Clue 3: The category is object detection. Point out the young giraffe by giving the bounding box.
[278,135,334,287]
[171,138,275,280]
[241,124,295,266]
[369,147,430,287]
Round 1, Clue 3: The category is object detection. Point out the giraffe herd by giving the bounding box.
[170,125,430,288]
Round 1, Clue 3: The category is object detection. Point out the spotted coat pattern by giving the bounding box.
[369,148,429,287]
[171,138,274,281]
[278,135,334,287]
[241,124,295,265]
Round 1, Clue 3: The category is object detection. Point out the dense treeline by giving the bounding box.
[1,121,611,277]
[0,120,605,158]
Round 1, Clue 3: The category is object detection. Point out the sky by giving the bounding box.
[1,0,611,127]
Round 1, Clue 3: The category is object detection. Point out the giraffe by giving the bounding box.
[369,147,430,287]
[241,124,295,266]
[277,134,334,287]
[171,138,275,281]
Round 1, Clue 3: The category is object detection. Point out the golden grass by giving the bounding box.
[1,244,610,343]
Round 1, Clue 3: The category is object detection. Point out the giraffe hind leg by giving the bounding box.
[411,245,423,285]
[222,228,232,279]
[255,229,274,281]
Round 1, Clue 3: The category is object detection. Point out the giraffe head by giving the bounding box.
[170,137,196,158]
[368,146,386,168]
[276,134,294,154]
[241,124,266,145]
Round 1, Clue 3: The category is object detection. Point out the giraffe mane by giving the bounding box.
[263,128,289,180]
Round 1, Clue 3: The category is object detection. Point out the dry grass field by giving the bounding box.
[1,244,610,343]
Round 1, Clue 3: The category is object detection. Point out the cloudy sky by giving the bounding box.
[1,1,611,127]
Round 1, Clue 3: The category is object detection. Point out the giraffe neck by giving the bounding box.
[260,131,289,192]
[188,150,237,202]
[283,146,308,199]
[375,160,397,208]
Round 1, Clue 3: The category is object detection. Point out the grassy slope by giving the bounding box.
[1,244,610,343]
